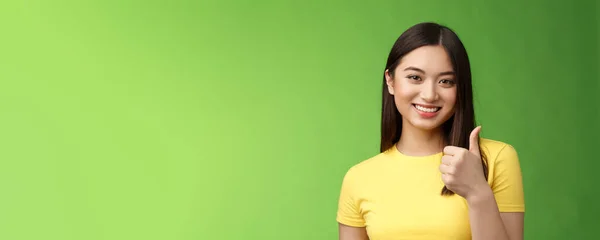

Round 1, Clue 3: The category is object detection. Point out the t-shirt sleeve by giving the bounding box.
[490,144,525,212]
[336,167,366,227]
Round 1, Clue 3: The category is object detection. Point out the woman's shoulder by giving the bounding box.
[479,137,519,162]
[479,137,512,149]
[342,151,391,178]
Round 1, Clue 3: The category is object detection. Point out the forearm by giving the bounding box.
[466,186,510,240]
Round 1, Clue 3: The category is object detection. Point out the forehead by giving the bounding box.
[397,45,454,72]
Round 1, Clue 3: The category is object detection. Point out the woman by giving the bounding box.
[336,22,525,240]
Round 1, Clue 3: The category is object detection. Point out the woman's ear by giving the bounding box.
[385,69,395,95]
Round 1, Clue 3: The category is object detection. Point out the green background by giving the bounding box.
[0,0,598,239]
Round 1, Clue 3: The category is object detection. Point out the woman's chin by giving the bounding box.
[413,124,440,131]
[408,118,445,131]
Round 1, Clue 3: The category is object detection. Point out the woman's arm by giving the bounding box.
[339,223,369,240]
[440,127,524,240]
[467,186,524,240]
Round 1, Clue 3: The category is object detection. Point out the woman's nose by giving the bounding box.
[420,82,438,102]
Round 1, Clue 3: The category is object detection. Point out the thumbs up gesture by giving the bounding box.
[439,126,488,200]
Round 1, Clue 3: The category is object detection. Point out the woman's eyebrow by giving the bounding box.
[404,66,455,76]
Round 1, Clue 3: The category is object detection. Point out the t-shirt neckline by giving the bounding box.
[387,145,443,161]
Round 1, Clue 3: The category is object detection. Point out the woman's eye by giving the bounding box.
[407,75,421,81]
[440,79,455,85]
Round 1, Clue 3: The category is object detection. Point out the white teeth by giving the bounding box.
[415,105,440,113]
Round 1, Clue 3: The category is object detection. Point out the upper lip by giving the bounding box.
[413,104,440,108]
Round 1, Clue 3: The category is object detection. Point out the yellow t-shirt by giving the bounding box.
[336,138,525,240]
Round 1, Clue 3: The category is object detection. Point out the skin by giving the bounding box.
[339,45,524,240]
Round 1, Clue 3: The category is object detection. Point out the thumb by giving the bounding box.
[469,126,482,155]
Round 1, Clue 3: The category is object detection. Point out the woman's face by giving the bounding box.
[385,45,457,131]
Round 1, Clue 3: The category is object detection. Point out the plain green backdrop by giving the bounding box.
[0,0,598,239]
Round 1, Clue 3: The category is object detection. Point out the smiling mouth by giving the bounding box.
[413,104,441,113]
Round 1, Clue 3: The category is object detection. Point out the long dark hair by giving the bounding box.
[380,22,488,196]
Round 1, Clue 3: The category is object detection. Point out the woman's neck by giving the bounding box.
[396,123,445,157]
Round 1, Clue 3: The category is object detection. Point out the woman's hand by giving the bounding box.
[439,126,489,201]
